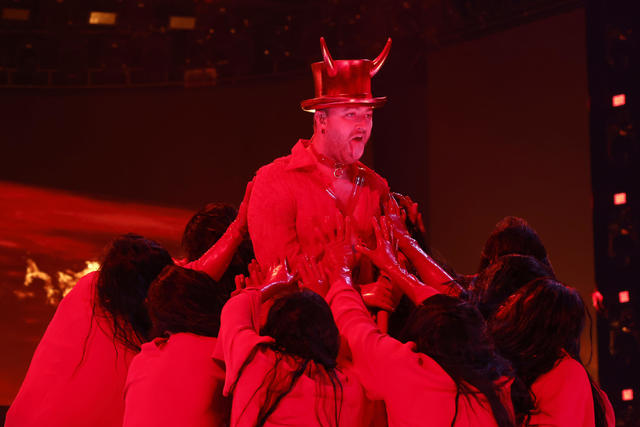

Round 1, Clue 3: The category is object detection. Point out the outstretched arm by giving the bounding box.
[185,180,253,281]
[384,199,462,296]
[356,217,440,306]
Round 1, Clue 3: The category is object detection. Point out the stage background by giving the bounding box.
[0,7,593,406]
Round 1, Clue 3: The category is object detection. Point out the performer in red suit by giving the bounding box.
[248,37,392,284]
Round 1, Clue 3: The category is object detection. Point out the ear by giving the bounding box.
[315,110,328,131]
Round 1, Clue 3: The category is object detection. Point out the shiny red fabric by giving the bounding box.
[248,139,389,270]
[6,272,134,427]
[327,278,514,426]
[123,333,229,427]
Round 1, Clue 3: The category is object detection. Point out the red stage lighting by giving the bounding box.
[619,290,630,303]
[622,389,634,401]
[612,94,626,107]
[614,192,627,205]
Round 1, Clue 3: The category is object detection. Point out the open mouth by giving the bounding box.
[351,135,364,142]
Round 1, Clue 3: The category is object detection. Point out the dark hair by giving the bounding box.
[95,234,173,352]
[399,294,514,427]
[479,216,553,273]
[146,265,230,339]
[181,202,254,294]
[237,290,342,427]
[472,254,555,319]
[182,202,238,261]
[489,279,607,426]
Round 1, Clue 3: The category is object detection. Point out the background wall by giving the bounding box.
[421,8,596,373]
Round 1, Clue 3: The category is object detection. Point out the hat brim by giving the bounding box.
[300,96,387,112]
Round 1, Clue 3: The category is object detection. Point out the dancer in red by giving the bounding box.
[216,262,369,426]
[123,266,230,427]
[489,278,615,426]
[6,236,172,427]
[248,37,392,284]
[7,183,253,427]
[323,217,515,426]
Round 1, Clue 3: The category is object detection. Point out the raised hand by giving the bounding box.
[391,192,426,234]
[259,259,299,301]
[356,217,401,275]
[360,276,396,312]
[296,255,329,297]
[235,178,254,235]
[318,213,356,283]
[244,259,266,287]
[383,194,413,246]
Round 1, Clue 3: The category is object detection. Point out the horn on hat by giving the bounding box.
[370,38,392,77]
[320,37,338,77]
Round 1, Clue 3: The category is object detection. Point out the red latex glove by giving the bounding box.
[357,217,439,305]
[318,214,356,284]
[296,255,330,297]
[360,276,396,312]
[391,192,426,235]
[186,178,255,281]
[235,178,254,235]
[235,259,298,301]
[355,216,401,274]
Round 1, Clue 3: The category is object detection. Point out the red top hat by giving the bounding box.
[300,37,392,112]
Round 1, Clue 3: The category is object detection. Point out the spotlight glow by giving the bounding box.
[612,94,626,107]
[619,291,630,304]
[614,192,627,205]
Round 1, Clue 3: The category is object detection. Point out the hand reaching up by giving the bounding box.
[318,214,356,284]
[235,258,298,301]
[391,192,426,235]
[356,217,401,276]
[235,178,254,235]
[360,276,397,312]
[296,255,329,297]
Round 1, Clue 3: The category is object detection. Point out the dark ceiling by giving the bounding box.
[0,0,582,87]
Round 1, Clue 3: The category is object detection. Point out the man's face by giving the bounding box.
[323,106,373,165]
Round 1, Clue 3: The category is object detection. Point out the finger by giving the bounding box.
[370,217,383,246]
[377,302,394,312]
[417,213,426,233]
[235,274,245,290]
[355,243,373,258]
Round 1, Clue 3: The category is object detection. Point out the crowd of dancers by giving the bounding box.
[5,36,617,427]
[5,183,615,426]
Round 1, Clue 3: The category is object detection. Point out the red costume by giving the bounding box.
[6,272,133,427]
[529,355,615,426]
[248,38,393,279]
[7,220,246,426]
[248,138,389,270]
[123,333,229,427]
[215,289,369,426]
[327,278,514,426]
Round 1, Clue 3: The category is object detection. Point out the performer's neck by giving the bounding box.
[309,135,351,179]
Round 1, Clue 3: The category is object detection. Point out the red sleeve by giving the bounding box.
[216,290,274,396]
[183,221,243,281]
[326,278,444,401]
[247,163,302,267]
